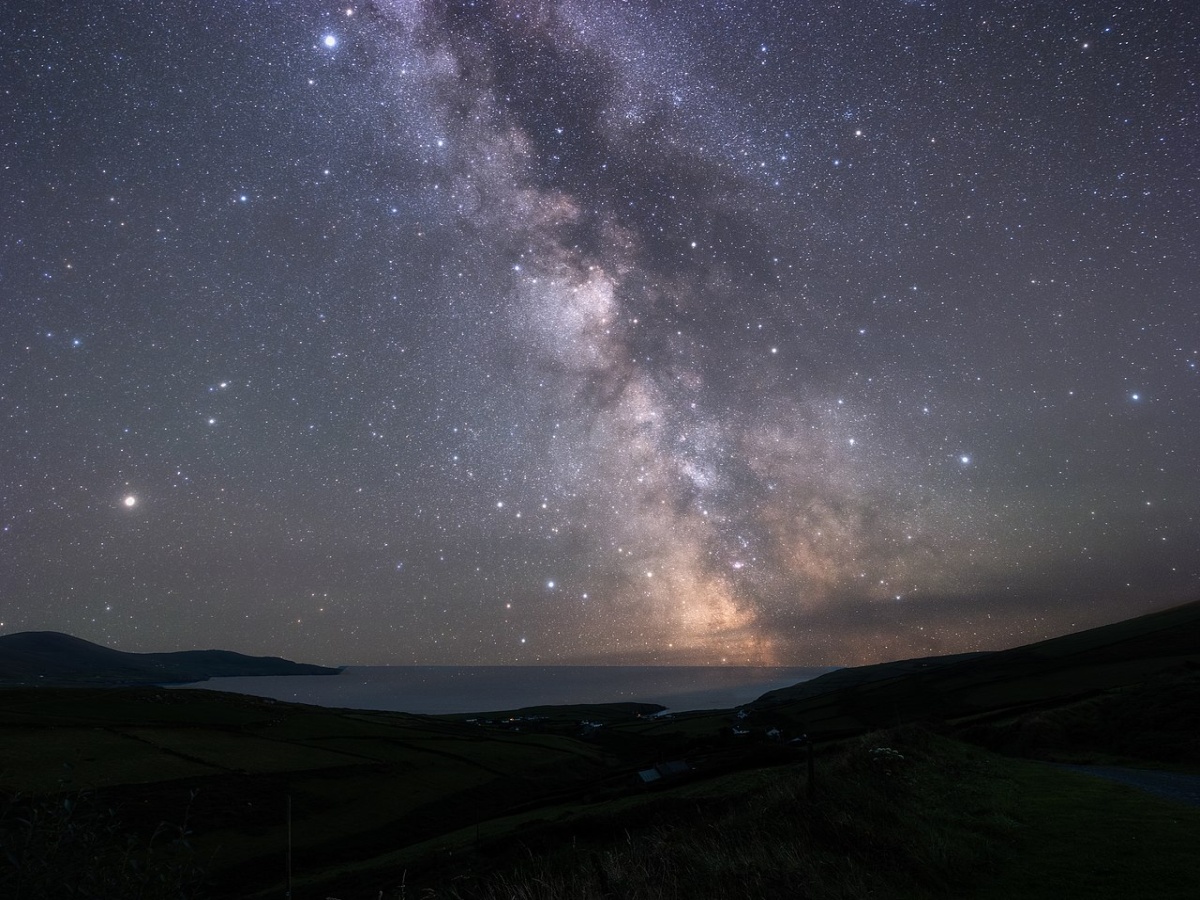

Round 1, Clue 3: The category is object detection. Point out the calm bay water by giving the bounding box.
[170,665,833,715]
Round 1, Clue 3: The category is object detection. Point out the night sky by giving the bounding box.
[3,1,1197,666]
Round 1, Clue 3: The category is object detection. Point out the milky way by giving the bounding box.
[2,1,1197,665]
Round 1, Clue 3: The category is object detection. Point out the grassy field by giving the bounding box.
[369,727,1021,899]
[7,711,1198,899]
[2,601,1198,898]
[977,759,1200,900]
[342,730,1200,900]
[0,687,633,896]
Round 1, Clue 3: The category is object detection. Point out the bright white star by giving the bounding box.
[323,34,337,48]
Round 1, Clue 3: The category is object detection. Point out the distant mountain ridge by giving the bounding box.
[0,631,341,685]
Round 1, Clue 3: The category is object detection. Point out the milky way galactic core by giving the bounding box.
[2,1,1197,664]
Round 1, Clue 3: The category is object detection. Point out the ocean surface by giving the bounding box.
[170,665,834,715]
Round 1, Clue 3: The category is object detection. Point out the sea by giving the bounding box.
[168,665,834,715]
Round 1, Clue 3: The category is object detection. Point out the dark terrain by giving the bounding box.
[1,600,1198,899]
[0,631,341,685]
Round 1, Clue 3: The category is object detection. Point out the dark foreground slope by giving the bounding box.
[746,599,1200,742]
[0,631,340,685]
[1,601,1197,898]
[0,687,654,898]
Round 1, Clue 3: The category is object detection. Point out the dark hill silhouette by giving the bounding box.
[0,631,340,685]
[751,598,1200,740]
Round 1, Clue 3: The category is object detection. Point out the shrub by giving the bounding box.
[0,789,208,900]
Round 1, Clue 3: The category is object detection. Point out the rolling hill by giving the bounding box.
[0,631,341,685]
[1,601,1198,897]
[747,598,1200,740]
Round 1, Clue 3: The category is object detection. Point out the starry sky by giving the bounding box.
[3,1,1197,666]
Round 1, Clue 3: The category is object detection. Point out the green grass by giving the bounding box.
[0,687,277,727]
[11,707,1199,900]
[119,727,368,772]
[329,729,1200,900]
[959,664,1200,766]
[0,790,208,900]
[3,618,1198,900]
[975,760,1200,899]
[0,686,637,897]
[0,726,221,791]
[328,726,1020,900]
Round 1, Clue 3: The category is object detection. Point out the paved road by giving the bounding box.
[1055,764,1200,808]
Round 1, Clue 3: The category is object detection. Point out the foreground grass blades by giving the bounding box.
[3,602,1198,897]
[7,719,1200,899]
[976,760,1200,900]
[405,727,1020,900]
[397,730,1200,900]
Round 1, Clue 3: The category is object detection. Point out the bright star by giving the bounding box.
[323,34,337,48]
[123,495,137,508]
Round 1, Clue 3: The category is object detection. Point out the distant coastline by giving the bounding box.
[168,664,834,715]
[0,631,341,687]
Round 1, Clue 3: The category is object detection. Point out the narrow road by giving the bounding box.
[1054,764,1200,808]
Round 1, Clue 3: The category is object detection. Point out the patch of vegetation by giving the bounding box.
[0,687,635,897]
[439,701,664,726]
[748,599,1200,743]
[396,726,1020,900]
[959,663,1200,766]
[975,759,1200,900]
[2,603,1197,897]
[0,789,208,899]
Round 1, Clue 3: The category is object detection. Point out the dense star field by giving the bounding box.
[2,1,1197,666]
